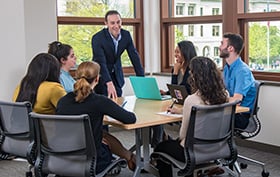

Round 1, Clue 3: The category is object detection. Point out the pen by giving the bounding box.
[121,101,128,108]
[167,99,177,113]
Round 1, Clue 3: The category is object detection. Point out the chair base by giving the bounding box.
[193,163,238,177]
[167,162,238,177]
[234,155,270,177]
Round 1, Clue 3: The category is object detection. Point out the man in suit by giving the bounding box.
[91,10,144,99]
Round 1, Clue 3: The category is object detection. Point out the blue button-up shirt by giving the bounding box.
[223,57,256,112]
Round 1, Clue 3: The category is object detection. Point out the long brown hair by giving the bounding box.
[188,56,228,105]
[74,61,100,103]
[177,40,197,70]
[16,53,60,106]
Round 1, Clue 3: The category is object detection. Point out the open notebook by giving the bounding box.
[129,76,171,100]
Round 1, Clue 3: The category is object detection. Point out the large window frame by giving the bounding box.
[160,0,280,82]
[57,0,144,74]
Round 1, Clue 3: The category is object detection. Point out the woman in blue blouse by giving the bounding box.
[48,41,76,93]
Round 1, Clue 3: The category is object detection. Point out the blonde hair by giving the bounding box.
[74,61,100,102]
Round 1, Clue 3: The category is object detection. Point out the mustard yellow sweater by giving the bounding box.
[13,81,66,114]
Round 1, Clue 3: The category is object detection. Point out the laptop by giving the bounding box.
[129,76,171,100]
[166,84,188,105]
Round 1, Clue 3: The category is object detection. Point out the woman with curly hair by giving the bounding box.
[153,56,229,177]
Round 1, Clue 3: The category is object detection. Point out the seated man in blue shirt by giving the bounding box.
[219,32,256,129]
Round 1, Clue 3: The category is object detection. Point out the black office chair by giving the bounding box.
[151,100,240,177]
[0,100,36,177]
[234,81,270,177]
[29,112,127,177]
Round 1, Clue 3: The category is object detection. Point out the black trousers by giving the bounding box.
[235,113,250,129]
[154,139,185,177]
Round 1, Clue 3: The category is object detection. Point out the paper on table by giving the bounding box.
[156,111,182,118]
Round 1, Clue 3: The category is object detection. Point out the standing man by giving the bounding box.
[91,10,144,99]
[219,32,256,129]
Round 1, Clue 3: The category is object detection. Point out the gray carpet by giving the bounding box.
[1,126,279,177]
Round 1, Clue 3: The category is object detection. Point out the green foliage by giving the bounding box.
[58,0,134,66]
[59,25,103,64]
[249,23,280,67]
[175,26,185,44]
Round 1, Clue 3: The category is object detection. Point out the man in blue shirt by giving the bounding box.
[219,32,256,129]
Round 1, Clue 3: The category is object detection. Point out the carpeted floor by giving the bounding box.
[1,125,279,177]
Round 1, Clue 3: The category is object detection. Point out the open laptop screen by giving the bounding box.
[166,84,188,105]
[129,76,171,100]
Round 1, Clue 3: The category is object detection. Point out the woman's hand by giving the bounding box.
[160,89,167,95]
[173,61,183,75]
[167,106,183,114]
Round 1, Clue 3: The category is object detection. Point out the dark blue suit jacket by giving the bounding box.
[91,28,144,96]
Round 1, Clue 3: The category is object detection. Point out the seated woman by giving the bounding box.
[155,40,197,143]
[154,56,229,177]
[48,41,77,93]
[160,40,197,95]
[56,61,137,174]
[13,53,66,114]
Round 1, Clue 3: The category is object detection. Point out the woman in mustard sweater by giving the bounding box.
[13,53,66,114]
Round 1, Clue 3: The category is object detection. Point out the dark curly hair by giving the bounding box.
[188,56,228,105]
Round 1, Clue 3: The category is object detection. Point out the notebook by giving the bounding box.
[166,84,188,105]
[129,76,171,100]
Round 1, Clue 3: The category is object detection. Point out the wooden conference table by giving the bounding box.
[103,96,249,177]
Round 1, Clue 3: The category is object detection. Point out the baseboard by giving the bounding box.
[236,138,280,155]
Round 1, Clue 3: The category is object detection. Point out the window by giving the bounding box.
[161,0,280,81]
[56,0,144,73]
[248,21,280,72]
[188,4,195,15]
[213,47,221,67]
[247,0,280,13]
[212,8,219,15]
[57,0,135,17]
[176,3,184,15]
[214,47,219,56]
[212,25,220,36]
[161,23,222,68]
[188,25,194,36]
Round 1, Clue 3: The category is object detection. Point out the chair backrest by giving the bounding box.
[236,80,263,138]
[183,100,239,173]
[0,100,33,158]
[30,112,97,177]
